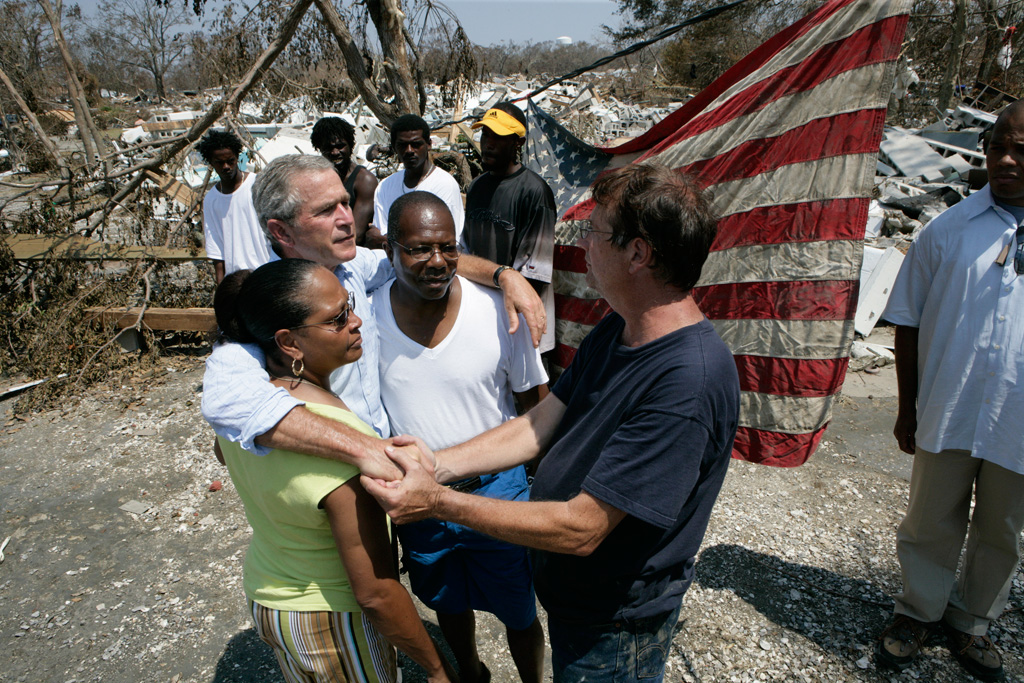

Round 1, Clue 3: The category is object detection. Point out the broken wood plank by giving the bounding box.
[454,122,480,154]
[144,169,198,207]
[4,234,206,262]
[83,307,217,332]
[141,120,192,132]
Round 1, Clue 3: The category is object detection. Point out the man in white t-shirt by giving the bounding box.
[199,130,273,282]
[375,190,547,683]
[373,115,465,243]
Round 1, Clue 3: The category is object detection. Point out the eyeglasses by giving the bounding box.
[390,239,460,261]
[572,219,617,242]
[291,292,356,333]
[1015,225,1024,275]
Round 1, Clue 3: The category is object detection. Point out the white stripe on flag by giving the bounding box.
[653,64,892,170]
[553,270,602,300]
[740,391,833,432]
[555,318,597,349]
[703,0,906,116]
[708,153,876,218]
[700,240,863,286]
[711,318,856,359]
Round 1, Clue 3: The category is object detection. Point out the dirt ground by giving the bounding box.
[1,343,1021,683]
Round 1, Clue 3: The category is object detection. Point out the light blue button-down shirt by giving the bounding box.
[884,186,1024,475]
[201,248,393,454]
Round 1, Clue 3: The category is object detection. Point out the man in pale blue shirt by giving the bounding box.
[201,154,548,479]
[876,100,1024,682]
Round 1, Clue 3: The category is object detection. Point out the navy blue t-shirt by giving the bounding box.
[531,313,739,624]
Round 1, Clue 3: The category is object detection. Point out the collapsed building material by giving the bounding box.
[880,185,963,221]
[855,246,904,337]
[880,131,957,181]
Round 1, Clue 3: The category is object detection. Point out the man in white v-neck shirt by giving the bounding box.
[199,130,273,282]
[375,191,547,683]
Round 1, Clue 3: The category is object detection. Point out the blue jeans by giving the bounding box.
[548,604,682,682]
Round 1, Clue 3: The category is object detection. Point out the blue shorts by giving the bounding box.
[397,466,537,630]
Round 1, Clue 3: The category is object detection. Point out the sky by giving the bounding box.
[446,0,621,46]
[71,0,622,47]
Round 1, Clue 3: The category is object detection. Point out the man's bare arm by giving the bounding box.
[352,169,379,246]
[893,325,919,455]
[458,252,547,348]
[513,384,548,415]
[427,392,565,483]
[256,406,402,480]
[363,449,626,556]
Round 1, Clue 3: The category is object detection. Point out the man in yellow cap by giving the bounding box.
[465,103,557,355]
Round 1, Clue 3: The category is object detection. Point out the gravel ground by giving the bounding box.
[1,353,1021,683]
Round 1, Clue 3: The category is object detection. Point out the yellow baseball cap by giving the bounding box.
[472,108,526,138]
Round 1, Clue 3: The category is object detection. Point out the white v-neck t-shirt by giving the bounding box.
[374,276,546,450]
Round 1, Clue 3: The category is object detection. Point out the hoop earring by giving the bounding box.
[292,357,304,378]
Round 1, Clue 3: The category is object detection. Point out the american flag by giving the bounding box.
[524,0,911,467]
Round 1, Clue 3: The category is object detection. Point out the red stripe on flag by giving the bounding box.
[732,424,828,467]
[694,280,859,321]
[555,293,612,326]
[644,16,907,157]
[606,0,864,155]
[679,110,886,185]
[734,355,850,397]
[551,343,578,372]
[712,198,868,250]
[554,244,587,273]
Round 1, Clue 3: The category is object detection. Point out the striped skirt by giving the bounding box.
[250,600,398,683]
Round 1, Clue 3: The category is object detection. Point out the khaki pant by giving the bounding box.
[894,448,1024,635]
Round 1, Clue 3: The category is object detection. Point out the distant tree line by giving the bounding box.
[3,0,1024,139]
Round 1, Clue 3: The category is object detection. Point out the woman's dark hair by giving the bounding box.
[213,259,322,360]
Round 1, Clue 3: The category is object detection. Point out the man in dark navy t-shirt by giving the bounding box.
[364,163,740,683]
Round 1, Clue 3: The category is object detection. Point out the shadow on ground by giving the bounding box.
[212,628,282,682]
[211,620,451,683]
[695,543,895,657]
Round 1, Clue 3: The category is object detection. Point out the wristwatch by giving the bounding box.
[492,265,513,287]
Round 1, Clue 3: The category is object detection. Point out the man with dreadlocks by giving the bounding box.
[311,116,381,247]
[463,103,557,355]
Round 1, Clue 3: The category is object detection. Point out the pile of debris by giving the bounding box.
[102,74,688,196]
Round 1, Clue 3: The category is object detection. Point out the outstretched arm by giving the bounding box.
[202,342,401,480]
[258,408,403,480]
[363,448,625,556]
[433,391,565,482]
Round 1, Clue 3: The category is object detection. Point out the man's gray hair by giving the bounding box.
[252,154,336,248]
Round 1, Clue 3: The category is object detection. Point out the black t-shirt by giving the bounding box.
[531,313,740,624]
[463,166,555,282]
